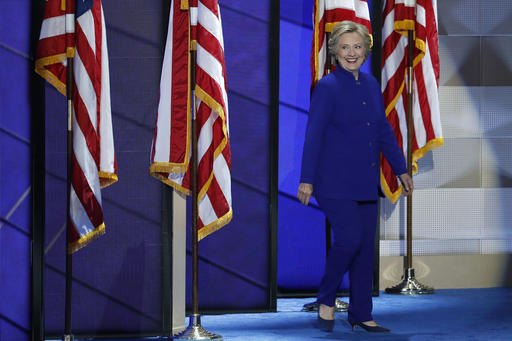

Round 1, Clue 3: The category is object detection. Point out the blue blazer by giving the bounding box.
[300,67,408,200]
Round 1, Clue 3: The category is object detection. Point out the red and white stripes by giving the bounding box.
[35,0,75,95]
[69,0,116,252]
[150,0,232,240]
[311,0,372,90]
[194,0,232,237]
[380,0,443,203]
[151,0,191,185]
[36,0,117,253]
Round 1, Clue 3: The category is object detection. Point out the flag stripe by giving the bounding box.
[71,153,103,228]
[170,2,190,165]
[414,62,431,145]
[98,4,116,180]
[73,80,100,167]
[195,67,226,114]
[37,35,68,56]
[206,176,229,218]
[197,2,221,42]
[40,15,67,39]
[197,24,224,76]
[75,26,97,96]
[214,151,231,206]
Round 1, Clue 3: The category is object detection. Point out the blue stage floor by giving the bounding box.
[48,288,512,341]
[201,288,512,341]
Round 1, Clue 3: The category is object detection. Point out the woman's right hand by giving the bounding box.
[297,183,313,206]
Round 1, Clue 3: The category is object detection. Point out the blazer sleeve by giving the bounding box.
[300,81,334,184]
[376,90,408,177]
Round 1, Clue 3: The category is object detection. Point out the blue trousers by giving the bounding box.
[316,197,378,322]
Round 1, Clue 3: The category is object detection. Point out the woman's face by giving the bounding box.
[336,32,366,75]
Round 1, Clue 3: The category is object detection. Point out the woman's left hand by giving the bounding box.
[398,173,414,196]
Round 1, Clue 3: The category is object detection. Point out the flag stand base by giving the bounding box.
[385,268,434,295]
[302,298,348,312]
[62,334,74,341]
[173,314,222,340]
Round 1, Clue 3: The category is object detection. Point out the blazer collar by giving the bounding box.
[334,65,362,82]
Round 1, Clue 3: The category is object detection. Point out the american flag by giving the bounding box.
[381,0,443,203]
[35,0,75,95]
[150,0,232,240]
[311,0,372,91]
[35,0,117,253]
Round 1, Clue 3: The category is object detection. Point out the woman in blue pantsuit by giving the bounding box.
[297,21,413,333]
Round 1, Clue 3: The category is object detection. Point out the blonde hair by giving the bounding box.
[328,21,372,62]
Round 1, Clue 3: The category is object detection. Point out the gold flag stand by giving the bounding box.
[385,30,434,295]
[173,27,222,340]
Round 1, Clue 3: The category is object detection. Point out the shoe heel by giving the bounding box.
[348,319,390,333]
[316,315,334,332]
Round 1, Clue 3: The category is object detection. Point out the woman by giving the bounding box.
[297,21,413,333]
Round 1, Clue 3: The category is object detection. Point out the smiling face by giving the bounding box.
[336,31,366,78]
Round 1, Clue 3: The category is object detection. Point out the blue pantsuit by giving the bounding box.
[315,197,377,322]
[300,66,407,322]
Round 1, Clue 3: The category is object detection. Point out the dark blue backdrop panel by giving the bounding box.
[0,0,32,340]
[278,0,374,293]
[228,94,270,192]
[280,0,314,28]
[187,183,270,310]
[278,104,310,198]
[222,4,270,107]
[221,1,270,23]
[279,20,313,112]
[0,49,32,229]
[183,2,274,311]
[43,0,167,335]
[0,217,31,340]
[0,0,32,52]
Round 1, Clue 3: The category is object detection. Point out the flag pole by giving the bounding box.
[63,54,75,341]
[173,21,222,341]
[385,30,433,295]
[62,5,76,338]
[303,31,348,313]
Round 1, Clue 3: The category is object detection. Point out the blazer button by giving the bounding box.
[362,101,366,105]
[371,162,376,167]
[366,122,371,126]
[369,141,372,147]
